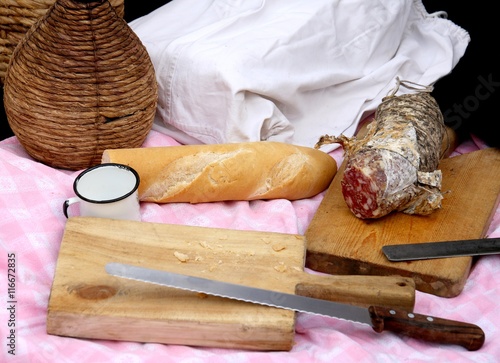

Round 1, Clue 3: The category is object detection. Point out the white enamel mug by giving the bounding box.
[63,163,141,221]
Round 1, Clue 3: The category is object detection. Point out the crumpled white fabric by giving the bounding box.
[130,0,470,151]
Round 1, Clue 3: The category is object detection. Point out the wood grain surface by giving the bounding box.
[305,147,500,298]
[47,217,415,350]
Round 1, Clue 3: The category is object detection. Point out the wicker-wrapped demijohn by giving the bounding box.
[3,0,157,170]
[0,0,125,83]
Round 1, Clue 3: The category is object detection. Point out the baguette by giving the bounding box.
[102,141,337,203]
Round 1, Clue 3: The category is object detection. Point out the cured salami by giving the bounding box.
[316,79,446,219]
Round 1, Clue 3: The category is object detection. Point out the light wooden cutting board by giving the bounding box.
[305,147,500,298]
[47,217,415,351]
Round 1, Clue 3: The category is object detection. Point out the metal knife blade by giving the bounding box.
[382,238,500,261]
[105,262,485,350]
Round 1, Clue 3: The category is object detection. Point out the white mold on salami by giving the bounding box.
[316,78,446,219]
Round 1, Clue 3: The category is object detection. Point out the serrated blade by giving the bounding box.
[105,262,372,325]
[105,262,486,351]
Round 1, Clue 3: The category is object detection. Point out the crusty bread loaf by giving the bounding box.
[101,141,337,203]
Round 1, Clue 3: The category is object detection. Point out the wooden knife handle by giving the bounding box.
[368,306,485,351]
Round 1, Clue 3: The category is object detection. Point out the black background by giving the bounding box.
[421,1,498,147]
[1,1,497,146]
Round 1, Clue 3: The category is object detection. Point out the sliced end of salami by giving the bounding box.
[341,169,381,219]
[341,150,385,219]
[341,149,417,219]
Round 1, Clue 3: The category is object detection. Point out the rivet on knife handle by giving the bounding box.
[368,306,485,351]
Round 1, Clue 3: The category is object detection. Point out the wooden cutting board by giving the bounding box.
[305,147,500,298]
[47,217,415,351]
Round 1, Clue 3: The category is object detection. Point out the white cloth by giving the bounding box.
[130,0,470,151]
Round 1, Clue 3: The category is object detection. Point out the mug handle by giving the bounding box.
[63,197,80,218]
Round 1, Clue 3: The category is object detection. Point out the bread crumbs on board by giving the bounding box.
[173,251,189,262]
[272,244,286,252]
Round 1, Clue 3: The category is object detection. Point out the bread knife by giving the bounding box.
[106,262,485,351]
[382,238,500,261]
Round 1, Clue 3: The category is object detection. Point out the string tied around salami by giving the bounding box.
[315,77,447,219]
[386,77,434,96]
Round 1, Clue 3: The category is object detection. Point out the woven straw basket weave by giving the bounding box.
[0,0,125,83]
[3,0,157,170]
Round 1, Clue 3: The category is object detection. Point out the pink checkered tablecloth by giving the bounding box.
[0,131,498,362]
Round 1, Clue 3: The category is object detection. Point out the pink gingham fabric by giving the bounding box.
[0,131,498,363]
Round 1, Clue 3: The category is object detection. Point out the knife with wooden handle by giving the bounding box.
[106,262,486,351]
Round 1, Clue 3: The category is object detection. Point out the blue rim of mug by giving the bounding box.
[73,163,140,204]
